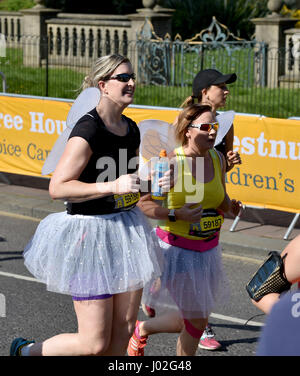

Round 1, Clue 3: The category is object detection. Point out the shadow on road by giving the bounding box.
[0,251,23,262]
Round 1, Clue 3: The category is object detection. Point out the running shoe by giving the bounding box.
[127,321,148,356]
[199,325,222,350]
[142,304,156,318]
[10,337,35,356]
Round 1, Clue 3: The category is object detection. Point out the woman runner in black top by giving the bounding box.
[10,54,162,356]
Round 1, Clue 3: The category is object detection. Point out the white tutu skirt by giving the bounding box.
[142,237,230,319]
[23,207,162,297]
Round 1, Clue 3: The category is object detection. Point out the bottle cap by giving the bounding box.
[159,149,167,157]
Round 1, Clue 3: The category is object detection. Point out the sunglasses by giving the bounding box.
[189,122,219,132]
[108,73,136,82]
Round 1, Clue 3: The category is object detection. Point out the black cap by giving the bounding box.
[192,69,237,98]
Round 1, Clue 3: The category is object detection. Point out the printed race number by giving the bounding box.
[114,192,140,210]
[189,209,223,238]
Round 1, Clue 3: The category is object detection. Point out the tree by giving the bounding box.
[0,0,268,39]
[44,0,141,14]
[0,0,35,11]
[0,0,141,13]
[163,0,268,39]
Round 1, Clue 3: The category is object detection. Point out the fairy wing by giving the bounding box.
[137,119,178,179]
[214,110,235,146]
[65,87,101,129]
[41,128,72,176]
[42,87,101,176]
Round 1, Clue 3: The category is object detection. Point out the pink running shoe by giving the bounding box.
[199,324,222,350]
[142,304,156,318]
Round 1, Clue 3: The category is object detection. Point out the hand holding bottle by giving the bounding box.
[151,149,170,200]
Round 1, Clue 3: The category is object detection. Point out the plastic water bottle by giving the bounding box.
[151,149,169,200]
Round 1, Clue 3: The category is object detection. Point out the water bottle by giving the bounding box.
[151,149,169,200]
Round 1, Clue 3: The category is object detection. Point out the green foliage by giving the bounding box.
[1,46,299,118]
[0,0,35,11]
[163,0,268,39]
[134,85,300,119]
[0,0,269,39]
[44,0,141,14]
[111,0,141,14]
[0,0,141,13]
[216,0,269,38]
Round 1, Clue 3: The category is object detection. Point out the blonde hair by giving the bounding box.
[175,103,212,145]
[81,54,130,91]
[180,95,195,108]
[179,91,205,108]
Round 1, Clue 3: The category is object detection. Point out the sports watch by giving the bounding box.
[168,209,176,222]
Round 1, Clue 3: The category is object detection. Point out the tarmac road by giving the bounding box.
[0,211,267,357]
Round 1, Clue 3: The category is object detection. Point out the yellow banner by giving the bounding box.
[226,115,300,213]
[0,95,72,177]
[0,94,299,213]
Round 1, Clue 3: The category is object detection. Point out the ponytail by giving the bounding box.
[180,95,194,108]
[81,75,94,91]
[180,92,203,108]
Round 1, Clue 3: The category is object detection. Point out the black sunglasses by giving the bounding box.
[108,73,136,82]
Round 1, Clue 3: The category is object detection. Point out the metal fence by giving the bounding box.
[0,21,300,118]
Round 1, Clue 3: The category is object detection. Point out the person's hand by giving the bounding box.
[158,166,174,193]
[227,150,241,169]
[112,173,140,195]
[175,203,203,222]
[230,199,243,217]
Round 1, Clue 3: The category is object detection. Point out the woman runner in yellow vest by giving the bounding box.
[128,103,242,356]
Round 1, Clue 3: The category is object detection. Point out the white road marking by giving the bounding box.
[210,312,264,327]
[0,270,40,283]
[0,270,265,328]
[223,252,263,265]
[0,210,41,222]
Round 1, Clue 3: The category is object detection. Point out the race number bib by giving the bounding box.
[113,192,140,210]
[188,209,223,238]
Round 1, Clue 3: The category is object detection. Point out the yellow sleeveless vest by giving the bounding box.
[159,146,225,240]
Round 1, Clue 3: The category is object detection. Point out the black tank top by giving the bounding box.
[66,108,140,215]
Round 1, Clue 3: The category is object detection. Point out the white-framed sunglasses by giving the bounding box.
[188,122,219,132]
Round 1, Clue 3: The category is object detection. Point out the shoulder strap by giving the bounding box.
[174,146,186,168]
[86,113,95,119]
[122,114,137,127]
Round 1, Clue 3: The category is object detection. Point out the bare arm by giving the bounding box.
[217,150,242,216]
[224,125,234,153]
[49,137,139,202]
[217,151,231,212]
[137,193,168,220]
[137,194,203,223]
[224,124,242,172]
